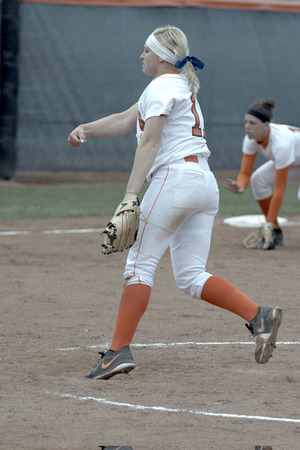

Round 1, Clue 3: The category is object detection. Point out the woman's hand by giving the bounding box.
[68,126,86,147]
[223,178,244,194]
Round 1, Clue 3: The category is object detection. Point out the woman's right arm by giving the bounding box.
[68,103,138,147]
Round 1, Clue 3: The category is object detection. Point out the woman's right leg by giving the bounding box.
[111,165,191,351]
[110,162,218,353]
[84,168,178,380]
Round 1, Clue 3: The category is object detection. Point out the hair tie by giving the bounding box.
[175,56,205,70]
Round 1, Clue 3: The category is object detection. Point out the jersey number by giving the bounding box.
[191,94,205,137]
[138,112,145,131]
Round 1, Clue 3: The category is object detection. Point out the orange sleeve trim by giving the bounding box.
[236,153,256,190]
[18,1,300,13]
[266,166,290,224]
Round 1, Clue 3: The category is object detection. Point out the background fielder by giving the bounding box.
[224,98,300,250]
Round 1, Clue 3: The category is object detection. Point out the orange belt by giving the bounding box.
[184,155,198,163]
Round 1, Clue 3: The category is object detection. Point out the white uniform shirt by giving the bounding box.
[242,123,300,169]
[137,73,210,180]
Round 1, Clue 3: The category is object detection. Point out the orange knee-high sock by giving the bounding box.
[257,196,279,229]
[201,276,258,323]
[110,284,151,351]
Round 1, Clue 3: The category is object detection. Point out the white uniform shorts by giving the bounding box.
[124,156,219,299]
[250,160,300,201]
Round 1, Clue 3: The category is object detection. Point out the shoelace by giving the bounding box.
[90,351,107,370]
[245,323,254,334]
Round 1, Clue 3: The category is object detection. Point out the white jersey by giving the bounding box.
[136,73,211,180]
[242,123,300,169]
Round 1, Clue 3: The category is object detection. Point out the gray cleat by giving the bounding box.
[246,306,282,364]
[84,346,136,380]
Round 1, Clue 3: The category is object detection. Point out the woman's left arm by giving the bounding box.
[124,115,167,200]
[266,166,291,224]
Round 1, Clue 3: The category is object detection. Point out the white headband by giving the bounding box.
[145,33,178,64]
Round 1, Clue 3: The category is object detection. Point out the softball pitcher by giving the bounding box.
[224,98,300,249]
[68,26,282,380]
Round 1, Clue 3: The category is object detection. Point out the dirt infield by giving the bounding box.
[1,173,300,449]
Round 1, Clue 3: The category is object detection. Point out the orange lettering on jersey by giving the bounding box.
[190,94,203,137]
[288,126,300,133]
[138,111,145,132]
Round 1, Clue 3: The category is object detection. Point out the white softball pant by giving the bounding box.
[124,157,219,299]
[250,160,300,201]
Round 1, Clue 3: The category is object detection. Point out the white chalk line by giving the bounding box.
[56,341,300,352]
[51,341,300,425]
[2,219,300,237]
[0,215,300,236]
[0,228,102,236]
[5,225,299,424]
[51,392,300,424]
[0,219,300,236]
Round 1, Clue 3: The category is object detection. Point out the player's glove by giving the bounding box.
[260,222,276,250]
[101,196,140,255]
[243,229,262,249]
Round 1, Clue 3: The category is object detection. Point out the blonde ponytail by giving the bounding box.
[179,61,200,94]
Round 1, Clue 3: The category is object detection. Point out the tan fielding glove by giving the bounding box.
[243,229,262,249]
[243,223,276,250]
[101,196,140,255]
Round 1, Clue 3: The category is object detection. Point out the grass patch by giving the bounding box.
[0,184,299,221]
[0,186,147,220]
[218,184,300,216]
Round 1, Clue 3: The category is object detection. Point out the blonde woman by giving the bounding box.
[68,26,282,380]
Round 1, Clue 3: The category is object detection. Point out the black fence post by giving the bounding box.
[0,0,20,180]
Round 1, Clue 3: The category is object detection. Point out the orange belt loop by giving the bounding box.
[184,155,198,163]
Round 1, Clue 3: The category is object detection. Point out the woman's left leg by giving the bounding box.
[170,212,258,322]
[170,209,282,365]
